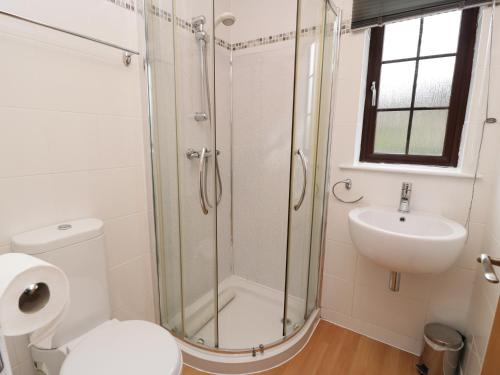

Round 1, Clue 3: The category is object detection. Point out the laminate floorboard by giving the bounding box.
[182,320,419,375]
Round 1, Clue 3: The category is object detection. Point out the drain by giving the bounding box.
[196,338,205,345]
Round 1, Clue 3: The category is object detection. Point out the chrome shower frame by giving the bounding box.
[144,0,342,358]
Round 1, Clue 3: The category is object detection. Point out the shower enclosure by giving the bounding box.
[145,0,340,353]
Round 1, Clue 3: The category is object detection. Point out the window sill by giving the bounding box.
[339,162,480,179]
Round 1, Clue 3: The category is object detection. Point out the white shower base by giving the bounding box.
[179,275,319,374]
[192,276,304,349]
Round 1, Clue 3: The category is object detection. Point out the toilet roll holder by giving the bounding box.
[0,330,12,375]
[0,282,61,375]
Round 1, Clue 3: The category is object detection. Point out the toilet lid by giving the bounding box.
[60,320,182,375]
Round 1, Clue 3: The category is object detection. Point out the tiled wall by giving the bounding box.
[228,0,296,292]
[463,7,500,374]
[0,1,153,374]
[321,0,500,356]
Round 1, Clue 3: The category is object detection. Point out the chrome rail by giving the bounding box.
[294,149,307,211]
[0,10,139,66]
[477,253,500,284]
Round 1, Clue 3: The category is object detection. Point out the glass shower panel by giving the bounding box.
[172,0,219,347]
[145,0,184,336]
[213,0,297,350]
[285,0,327,335]
[306,2,340,318]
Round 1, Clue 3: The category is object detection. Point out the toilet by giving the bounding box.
[11,218,182,375]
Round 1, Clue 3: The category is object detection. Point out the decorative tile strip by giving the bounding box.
[230,26,320,51]
[112,1,325,51]
[106,0,136,12]
[151,4,172,22]
[215,38,231,50]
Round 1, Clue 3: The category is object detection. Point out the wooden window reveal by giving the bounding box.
[359,8,478,166]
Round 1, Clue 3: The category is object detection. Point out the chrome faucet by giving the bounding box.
[398,182,412,213]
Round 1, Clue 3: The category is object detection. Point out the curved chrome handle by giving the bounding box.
[216,150,222,205]
[204,150,223,208]
[199,148,209,215]
[477,254,500,284]
[294,149,307,211]
[203,150,212,209]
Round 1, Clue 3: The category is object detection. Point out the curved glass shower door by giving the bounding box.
[145,0,340,353]
[285,0,341,335]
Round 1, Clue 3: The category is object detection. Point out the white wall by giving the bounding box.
[321,1,500,356]
[0,1,154,374]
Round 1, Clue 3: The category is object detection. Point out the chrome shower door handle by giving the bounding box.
[477,254,500,284]
[204,150,222,207]
[294,149,307,211]
[199,148,209,215]
[215,150,222,205]
[203,150,213,209]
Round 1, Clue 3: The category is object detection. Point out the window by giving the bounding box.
[359,8,478,167]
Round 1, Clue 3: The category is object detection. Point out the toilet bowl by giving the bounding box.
[60,320,182,375]
[11,218,182,375]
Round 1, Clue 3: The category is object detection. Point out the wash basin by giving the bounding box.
[348,206,467,274]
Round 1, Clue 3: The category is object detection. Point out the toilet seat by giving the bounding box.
[60,320,182,375]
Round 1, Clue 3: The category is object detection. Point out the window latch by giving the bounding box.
[371,81,377,107]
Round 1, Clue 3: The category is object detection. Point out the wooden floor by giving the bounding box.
[182,320,419,375]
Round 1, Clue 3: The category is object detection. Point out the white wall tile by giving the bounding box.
[352,284,427,339]
[104,212,149,268]
[356,256,434,303]
[45,111,99,173]
[428,267,475,313]
[0,175,57,245]
[89,167,144,220]
[108,255,155,321]
[323,239,358,281]
[0,2,154,369]
[321,274,354,315]
[0,108,50,178]
[51,171,95,221]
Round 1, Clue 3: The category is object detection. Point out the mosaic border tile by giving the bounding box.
[110,1,327,51]
[230,26,321,51]
[106,0,136,12]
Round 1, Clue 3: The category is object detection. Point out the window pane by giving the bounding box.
[420,11,461,57]
[409,110,448,156]
[378,61,416,109]
[374,111,410,154]
[414,57,455,107]
[382,18,420,61]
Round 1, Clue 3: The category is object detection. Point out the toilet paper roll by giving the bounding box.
[0,253,69,337]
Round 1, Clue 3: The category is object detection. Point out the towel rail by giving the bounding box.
[0,10,139,66]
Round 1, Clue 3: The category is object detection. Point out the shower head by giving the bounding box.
[215,12,236,27]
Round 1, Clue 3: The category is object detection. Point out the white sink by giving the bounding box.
[348,206,467,274]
